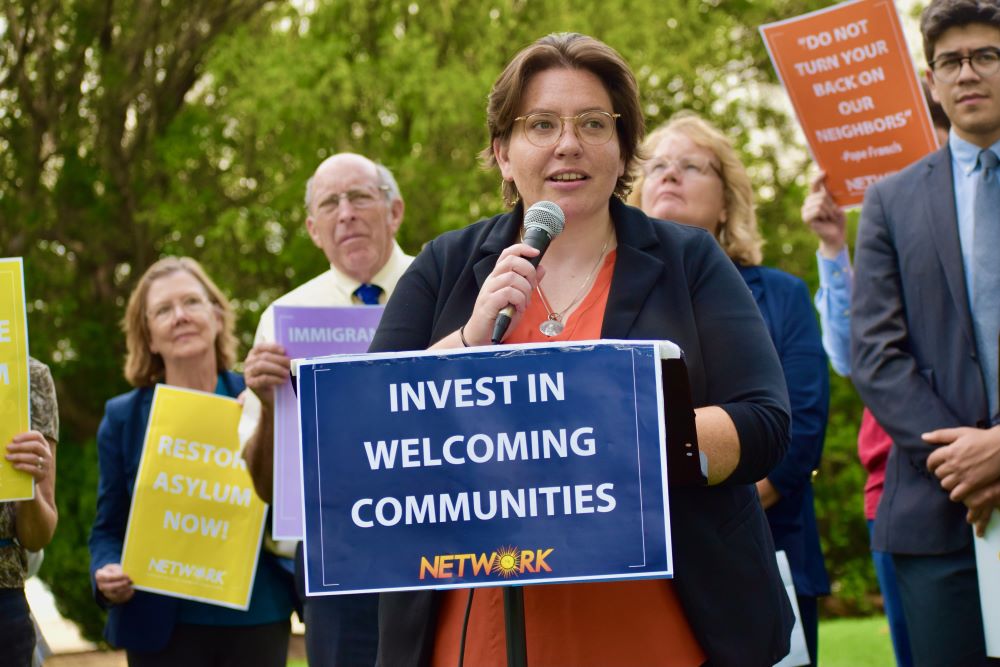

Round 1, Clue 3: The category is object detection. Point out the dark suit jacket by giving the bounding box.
[851,146,991,555]
[371,198,794,667]
[88,373,248,652]
[739,265,830,598]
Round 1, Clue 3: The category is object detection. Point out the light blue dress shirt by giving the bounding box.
[814,247,852,377]
[817,134,1000,418]
[949,131,1000,423]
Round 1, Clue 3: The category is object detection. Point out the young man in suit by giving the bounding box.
[851,1,1000,664]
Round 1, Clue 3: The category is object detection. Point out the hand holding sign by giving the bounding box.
[244,341,291,408]
[4,431,53,482]
[268,305,386,540]
[95,563,135,605]
[0,257,32,502]
[761,0,939,206]
[121,385,268,609]
[801,172,847,258]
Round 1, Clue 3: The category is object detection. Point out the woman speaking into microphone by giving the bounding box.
[371,33,793,667]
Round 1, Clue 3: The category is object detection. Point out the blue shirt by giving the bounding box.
[949,131,1000,422]
[948,132,1000,292]
[814,247,852,377]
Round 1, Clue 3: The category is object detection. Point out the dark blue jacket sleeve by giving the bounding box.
[766,276,830,498]
[88,395,132,608]
[690,245,791,485]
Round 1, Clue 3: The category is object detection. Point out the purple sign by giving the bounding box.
[271,305,384,539]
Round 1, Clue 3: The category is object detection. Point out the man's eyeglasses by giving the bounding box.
[147,295,213,325]
[642,155,722,179]
[513,111,621,148]
[929,47,1000,82]
[316,186,390,212]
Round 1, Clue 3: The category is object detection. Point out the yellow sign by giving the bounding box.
[121,385,267,609]
[0,257,32,502]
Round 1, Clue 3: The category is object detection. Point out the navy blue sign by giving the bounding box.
[298,341,672,595]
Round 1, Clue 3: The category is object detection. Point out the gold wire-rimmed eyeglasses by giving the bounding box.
[513,111,621,147]
[147,295,213,324]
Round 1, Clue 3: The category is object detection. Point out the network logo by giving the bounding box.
[418,546,554,580]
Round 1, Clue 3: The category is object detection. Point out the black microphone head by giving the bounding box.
[523,200,565,239]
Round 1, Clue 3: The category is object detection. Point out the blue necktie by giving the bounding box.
[353,283,383,305]
[973,148,1000,423]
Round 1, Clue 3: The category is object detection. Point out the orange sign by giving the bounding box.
[760,0,939,206]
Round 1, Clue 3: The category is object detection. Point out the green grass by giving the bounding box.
[287,615,896,667]
[819,615,897,667]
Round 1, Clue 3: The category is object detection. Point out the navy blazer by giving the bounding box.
[852,146,990,555]
[739,264,830,598]
[371,199,794,667]
[89,372,248,652]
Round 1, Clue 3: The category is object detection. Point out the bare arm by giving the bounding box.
[755,479,780,508]
[7,431,58,551]
[240,342,290,505]
[243,401,276,504]
[696,406,739,485]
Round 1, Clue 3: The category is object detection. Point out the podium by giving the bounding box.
[294,340,704,665]
[501,349,704,667]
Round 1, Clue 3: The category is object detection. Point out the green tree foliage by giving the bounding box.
[2,0,879,638]
[2,0,272,638]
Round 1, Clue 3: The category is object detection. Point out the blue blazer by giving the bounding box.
[89,372,247,652]
[371,198,795,667]
[852,146,991,554]
[739,264,831,598]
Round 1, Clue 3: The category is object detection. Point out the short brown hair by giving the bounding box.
[480,33,644,206]
[631,112,764,266]
[123,256,237,387]
[921,0,1000,64]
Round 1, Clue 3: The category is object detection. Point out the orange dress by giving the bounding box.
[431,251,706,667]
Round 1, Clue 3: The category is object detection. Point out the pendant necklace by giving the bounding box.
[535,230,611,337]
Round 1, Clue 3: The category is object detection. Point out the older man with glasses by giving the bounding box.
[850,1,1000,665]
[240,153,413,666]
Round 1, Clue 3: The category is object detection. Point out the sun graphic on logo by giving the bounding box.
[493,546,521,578]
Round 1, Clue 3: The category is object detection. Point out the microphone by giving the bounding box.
[491,201,565,344]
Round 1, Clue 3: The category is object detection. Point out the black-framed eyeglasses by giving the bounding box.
[513,111,621,147]
[316,185,390,212]
[929,47,1000,82]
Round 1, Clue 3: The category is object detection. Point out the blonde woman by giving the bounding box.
[635,112,831,665]
[88,257,295,667]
